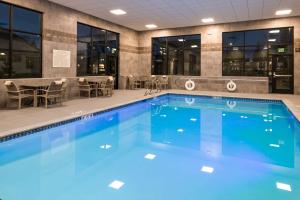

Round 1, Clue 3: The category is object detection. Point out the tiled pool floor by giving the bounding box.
[1,89,300,138]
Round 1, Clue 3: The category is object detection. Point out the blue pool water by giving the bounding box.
[0,94,300,200]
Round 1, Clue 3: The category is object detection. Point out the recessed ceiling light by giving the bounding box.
[276,9,292,16]
[145,24,157,29]
[201,166,214,173]
[276,182,292,192]
[110,9,127,15]
[108,180,125,190]
[144,153,156,160]
[202,18,214,23]
[269,30,280,34]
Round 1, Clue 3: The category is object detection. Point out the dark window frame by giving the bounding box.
[222,27,294,77]
[151,34,201,76]
[76,22,119,78]
[0,1,43,79]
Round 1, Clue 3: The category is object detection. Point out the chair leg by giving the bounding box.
[6,98,10,108]
[45,98,48,108]
[18,98,22,109]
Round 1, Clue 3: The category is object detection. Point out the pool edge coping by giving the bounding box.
[1,90,299,142]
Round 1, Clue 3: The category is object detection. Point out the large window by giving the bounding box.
[222,27,293,76]
[77,23,119,77]
[0,2,42,78]
[152,35,201,76]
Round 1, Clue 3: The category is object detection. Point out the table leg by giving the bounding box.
[34,90,37,107]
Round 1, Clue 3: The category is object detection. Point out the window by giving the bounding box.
[0,2,42,79]
[222,27,293,76]
[152,34,201,76]
[77,23,119,77]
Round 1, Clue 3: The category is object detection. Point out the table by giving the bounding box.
[20,84,49,107]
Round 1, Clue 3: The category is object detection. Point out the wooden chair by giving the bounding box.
[157,75,169,90]
[128,75,141,90]
[78,78,97,98]
[4,81,34,109]
[61,78,68,101]
[98,78,114,97]
[145,75,157,90]
[37,81,64,108]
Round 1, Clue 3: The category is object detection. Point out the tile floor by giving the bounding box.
[0,89,300,138]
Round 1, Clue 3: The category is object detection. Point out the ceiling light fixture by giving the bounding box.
[276,9,292,16]
[269,30,280,34]
[145,24,157,29]
[110,9,127,15]
[202,18,214,23]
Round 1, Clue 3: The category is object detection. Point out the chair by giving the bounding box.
[128,75,141,90]
[98,77,114,97]
[4,81,34,109]
[78,78,97,98]
[157,75,169,90]
[145,75,157,90]
[61,78,68,101]
[37,81,64,108]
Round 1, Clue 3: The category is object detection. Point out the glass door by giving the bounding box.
[268,27,294,94]
[271,55,293,94]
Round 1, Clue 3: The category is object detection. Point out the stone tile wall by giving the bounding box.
[0,0,299,109]
[138,17,300,94]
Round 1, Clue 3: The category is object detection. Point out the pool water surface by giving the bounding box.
[0,94,299,200]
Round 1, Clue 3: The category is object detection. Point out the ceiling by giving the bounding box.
[49,0,300,31]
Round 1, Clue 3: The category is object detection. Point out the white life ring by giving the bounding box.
[226,80,237,92]
[226,100,237,109]
[185,79,195,91]
[185,98,195,105]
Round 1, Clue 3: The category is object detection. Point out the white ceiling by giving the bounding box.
[49,0,300,31]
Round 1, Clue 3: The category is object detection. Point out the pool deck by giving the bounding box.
[1,89,300,139]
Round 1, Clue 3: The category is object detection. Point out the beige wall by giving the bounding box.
[1,0,300,106]
[138,17,300,94]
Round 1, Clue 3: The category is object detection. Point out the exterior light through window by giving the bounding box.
[269,30,280,34]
